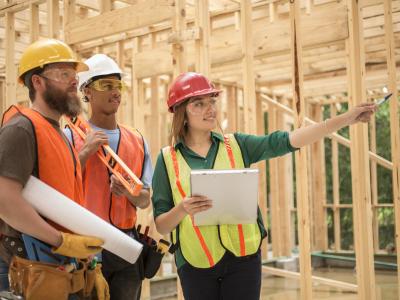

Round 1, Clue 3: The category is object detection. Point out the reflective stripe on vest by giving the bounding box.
[70,123,144,229]
[1,105,85,230]
[162,134,261,268]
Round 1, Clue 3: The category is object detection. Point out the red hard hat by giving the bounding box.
[167,72,221,112]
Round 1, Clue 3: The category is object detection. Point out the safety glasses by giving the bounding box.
[89,79,126,92]
[40,68,78,84]
[187,97,218,115]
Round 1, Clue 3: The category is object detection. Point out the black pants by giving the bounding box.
[101,250,142,300]
[178,250,261,300]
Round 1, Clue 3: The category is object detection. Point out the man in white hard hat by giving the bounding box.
[64,54,153,300]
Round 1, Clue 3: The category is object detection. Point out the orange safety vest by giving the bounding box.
[69,123,144,229]
[1,105,85,231]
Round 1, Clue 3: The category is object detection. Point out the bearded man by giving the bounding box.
[0,39,108,300]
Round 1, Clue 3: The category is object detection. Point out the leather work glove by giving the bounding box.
[52,232,104,259]
[94,264,110,300]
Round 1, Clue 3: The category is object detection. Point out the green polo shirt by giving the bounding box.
[151,131,297,268]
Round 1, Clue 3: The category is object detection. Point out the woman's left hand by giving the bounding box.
[347,102,377,125]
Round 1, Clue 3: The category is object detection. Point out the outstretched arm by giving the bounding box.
[289,102,377,148]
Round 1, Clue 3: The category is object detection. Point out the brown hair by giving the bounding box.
[169,100,189,145]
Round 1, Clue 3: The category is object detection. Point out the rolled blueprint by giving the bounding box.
[22,176,143,263]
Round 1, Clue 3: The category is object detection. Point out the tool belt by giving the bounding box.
[8,256,96,300]
[135,226,164,280]
[0,235,27,264]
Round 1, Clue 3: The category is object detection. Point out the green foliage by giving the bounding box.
[324,102,395,250]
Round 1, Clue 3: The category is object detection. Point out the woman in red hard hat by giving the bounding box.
[151,72,376,300]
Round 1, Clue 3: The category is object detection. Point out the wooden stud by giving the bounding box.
[369,113,379,252]
[346,0,376,298]
[65,0,174,44]
[195,0,210,76]
[226,85,237,132]
[240,0,257,134]
[63,0,75,31]
[256,92,268,260]
[277,97,294,256]
[330,104,341,252]
[262,266,358,292]
[29,3,39,42]
[289,1,313,299]
[5,12,16,109]
[131,37,144,131]
[268,103,281,257]
[172,0,187,77]
[310,103,327,251]
[383,0,400,295]
[0,79,4,112]
[116,41,126,123]
[47,0,59,38]
[269,2,274,23]
[100,0,112,13]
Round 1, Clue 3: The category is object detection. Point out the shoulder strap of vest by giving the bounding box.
[223,134,246,256]
[1,105,24,126]
[163,145,216,267]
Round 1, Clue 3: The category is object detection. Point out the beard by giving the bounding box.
[42,81,81,118]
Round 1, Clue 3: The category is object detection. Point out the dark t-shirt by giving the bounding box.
[0,113,71,237]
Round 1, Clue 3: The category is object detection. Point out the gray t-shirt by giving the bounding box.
[0,113,72,237]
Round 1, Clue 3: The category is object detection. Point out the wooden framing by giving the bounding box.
[289,1,312,299]
[1,0,400,298]
[383,0,400,296]
[347,0,376,298]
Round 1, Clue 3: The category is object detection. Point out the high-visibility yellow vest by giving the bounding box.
[162,133,262,268]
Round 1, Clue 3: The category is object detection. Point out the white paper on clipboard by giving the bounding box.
[22,176,143,263]
[190,169,259,226]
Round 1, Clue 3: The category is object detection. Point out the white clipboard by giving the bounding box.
[190,169,259,226]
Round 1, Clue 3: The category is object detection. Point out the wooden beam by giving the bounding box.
[0,0,46,16]
[100,0,112,13]
[0,80,5,112]
[262,266,358,292]
[194,0,210,76]
[383,0,400,297]
[310,103,327,251]
[256,92,268,260]
[369,113,379,252]
[29,3,39,42]
[5,12,16,109]
[47,0,59,39]
[150,35,161,161]
[226,85,238,132]
[347,0,376,298]
[277,97,293,256]
[131,37,143,131]
[268,104,281,257]
[63,0,76,29]
[289,1,313,299]
[330,104,341,252]
[172,0,187,77]
[240,0,256,134]
[64,0,175,44]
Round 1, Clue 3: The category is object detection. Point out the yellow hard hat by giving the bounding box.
[18,38,88,84]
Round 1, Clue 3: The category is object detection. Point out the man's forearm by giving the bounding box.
[127,188,151,209]
[0,178,62,247]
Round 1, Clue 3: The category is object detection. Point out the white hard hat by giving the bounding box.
[78,54,123,90]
